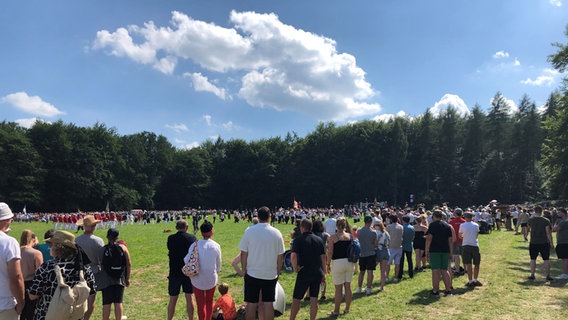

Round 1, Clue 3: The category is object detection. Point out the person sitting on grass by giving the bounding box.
[212,283,236,320]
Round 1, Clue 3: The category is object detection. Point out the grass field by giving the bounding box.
[9,218,568,320]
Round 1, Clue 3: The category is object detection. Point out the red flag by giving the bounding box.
[293,200,300,209]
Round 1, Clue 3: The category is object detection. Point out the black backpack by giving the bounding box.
[102,243,126,279]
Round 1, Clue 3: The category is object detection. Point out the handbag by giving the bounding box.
[45,264,90,320]
[182,240,199,278]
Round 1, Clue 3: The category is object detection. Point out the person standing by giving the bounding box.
[98,228,131,320]
[527,206,554,281]
[19,230,43,320]
[397,216,415,280]
[238,206,285,320]
[449,208,466,276]
[355,216,377,295]
[425,210,454,297]
[185,221,221,320]
[324,211,337,235]
[518,208,530,241]
[0,202,25,319]
[386,215,403,282]
[289,219,326,320]
[459,212,482,287]
[326,217,354,316]
[553,208,568,279]
[36,229,54,263]
[75,215,104,320]
[167,219,196,320]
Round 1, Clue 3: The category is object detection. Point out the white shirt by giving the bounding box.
[459,221,480,247]
[184,238,221,290]
[0,231,20,310]
[238,223,285,280]
[324,217,337,235]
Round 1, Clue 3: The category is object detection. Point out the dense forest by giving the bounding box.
[2,29,568,212]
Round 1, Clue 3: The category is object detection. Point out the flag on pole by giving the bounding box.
[105,201,110,213]
[23,205,26,214]
[293,200,300,209]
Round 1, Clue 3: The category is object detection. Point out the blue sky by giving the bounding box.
[1,1,566,149]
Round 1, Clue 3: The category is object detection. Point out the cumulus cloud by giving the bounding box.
[15,117,46,129]
[550,0,562,7]
[429,94,470,117]
[521,68,559,87]
[371,110,409,122]
[181,142,200,150]
[93,10,380,121]
[490,95,519,115]
[184,72,228,100]
[2,92,64,117]
[222,121,235,131]
[493,51,510,59]
[165,123,188,133]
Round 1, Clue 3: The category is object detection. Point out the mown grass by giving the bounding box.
[9,219,568,320]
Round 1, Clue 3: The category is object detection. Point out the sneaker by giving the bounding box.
[366,288,372,295]
[555,273,568,280]
[444,290,453,296]
[473,280,483,287]
[355,287,362,294]
[465,281,475,288]
[430,290,440,297]
[393,278,400,283]
[528,275,535,280]
[546,276,554,282]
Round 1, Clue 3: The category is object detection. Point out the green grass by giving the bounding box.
[9,220,568,320]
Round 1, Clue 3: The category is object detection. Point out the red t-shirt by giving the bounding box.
[449,217,466,244]
[214,294,237,320]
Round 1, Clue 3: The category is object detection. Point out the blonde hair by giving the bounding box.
[374,221,386,233]
[336,217,351,233]
[20,229,37,247]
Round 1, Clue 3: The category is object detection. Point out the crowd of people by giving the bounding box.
[1,201,567,320]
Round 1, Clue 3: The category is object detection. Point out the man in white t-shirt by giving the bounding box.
[0,202,24,319]
[238,206,285,320]
[459,212,482,287]
[324,212,337,235]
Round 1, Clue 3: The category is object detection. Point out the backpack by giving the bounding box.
[45,265,90,320]
[347,234,361,263]
[182,240,199,278]
[102,243,126,279]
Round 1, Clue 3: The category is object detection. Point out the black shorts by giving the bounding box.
[461,245,481,265]
[292,273,321,300]
[102,285,124,305]
[529,243,551,260]
[556,243,568,259]
[521,223,528,227]
[244,274,277,303]
[358,255,377,271]
[168,276,193,296]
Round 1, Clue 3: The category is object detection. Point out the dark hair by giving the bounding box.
[52,244,78,260]
[312,220,324,233]
[300,219,313,232]
[402,216,410,223]
[218,282,229,295]
[257,206,271,222]
[44,229,55,240]
[388,215,398,224]
[200,221,213,233]
[433,210,444,219]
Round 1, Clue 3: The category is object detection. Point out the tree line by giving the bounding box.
[2,28,568,213]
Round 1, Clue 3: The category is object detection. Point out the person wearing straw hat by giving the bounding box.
[28,230,96,320]
[76,215,104,320]
[0,202,25,319]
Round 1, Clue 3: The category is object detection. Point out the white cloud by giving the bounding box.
[203,115,212,126]
[180,142,200,150]
[165,123,188,133]
[493,51,510,59]
[93,10,380,121]
[371,110,409,122]
[429,94,470,117]
[15,117,46,128]
[521,68,559,87]
[222,121,235,131]
[184,72,228,100]
[2,92,64,117]
[550,0,562,7]
[513,58,520,66]
[490,95,519,115]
